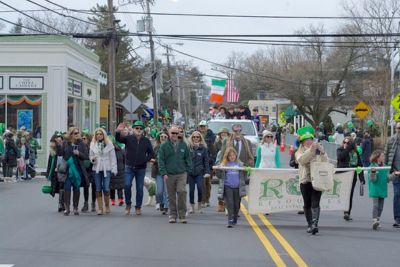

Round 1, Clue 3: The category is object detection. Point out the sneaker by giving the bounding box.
[118,199,124,206]
[233,217,238,225]
[179,217,187,224]
[227,219,234,228]
[372,219,379,230]
[156,203,160,211]
[169,216,176,223]
[111,199,115,206]
[344,213,353,221]
[393,223,400,228]
[162,208,168,215]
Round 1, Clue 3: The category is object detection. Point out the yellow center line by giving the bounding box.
[240,203,286,267]
[258,214,308,267]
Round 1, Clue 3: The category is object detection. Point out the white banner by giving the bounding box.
[247,169,354,214]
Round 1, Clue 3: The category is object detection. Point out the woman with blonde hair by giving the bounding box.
[255,130,281,169]
[187,131,210,214]
[89,128,117,215]
[59,127,89,216]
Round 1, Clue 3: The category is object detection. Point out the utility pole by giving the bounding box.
[108,0,117,134]
[145,0,158,124]
[165,45,174,121]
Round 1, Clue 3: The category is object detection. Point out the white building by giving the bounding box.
[0,35,103,168]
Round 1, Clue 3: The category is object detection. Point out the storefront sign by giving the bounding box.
[73,80,82,96]
[0,76,3,89]
[9,76,43,90]
[247,169,354,214]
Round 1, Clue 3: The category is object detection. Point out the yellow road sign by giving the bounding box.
[353,101,371,119]
[394,113,400,121]
[391,93,400,113]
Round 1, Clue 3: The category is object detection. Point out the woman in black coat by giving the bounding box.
[4,132,19,179]
[110,138,125,206]
[81,132,96,213]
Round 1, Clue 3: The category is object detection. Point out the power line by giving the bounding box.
[0,1,65,34]
[131,33,400,38]
[43,0,95,16]
[0,17,48,34]
[25,0,97,26]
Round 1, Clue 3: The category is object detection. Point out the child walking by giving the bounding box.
[368,150,389,230]
[217,147,247,228]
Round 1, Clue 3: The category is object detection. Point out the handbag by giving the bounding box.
[17,157,26,173]
[310,161,334,192]
[56,156,67,173]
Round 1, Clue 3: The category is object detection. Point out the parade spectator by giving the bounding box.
[158,125,192,223]
[16,136,31,180]
[217,147,247,228]
[4,132,18,180]
[384,121,400,228]
[226,105,237,119]
[333,124,345,145]
[368,150,389,230]
[214,127,230,212]
[295,126,328,235]
[90,128,117,215]
[59,127,89,216]
[81,132,96,213]
[188,131,210,214]
[198,120,216,208]
[46,138,62,212]
[275,127,282,146]
[116,121,154,216]
[251,109,260,132]
[361,131,374,167]
[255,130,281,168]
[220,123,254,167]
[215,106,227,119]
[152,131,169,215]
[110,136,125,207]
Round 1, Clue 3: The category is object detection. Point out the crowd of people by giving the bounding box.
[3,115,400,233]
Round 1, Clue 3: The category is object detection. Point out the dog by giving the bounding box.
[144,176,156,206]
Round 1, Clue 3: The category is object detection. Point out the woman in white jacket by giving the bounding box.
[90,128,117,215]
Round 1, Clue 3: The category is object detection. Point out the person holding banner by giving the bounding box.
[255,130,281,169]
[295,126,328,235]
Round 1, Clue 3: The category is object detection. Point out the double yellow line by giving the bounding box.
[241,201,308,267]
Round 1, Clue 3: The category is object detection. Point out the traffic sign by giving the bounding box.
[394,113,400,121]
[352,101,371,119]
[391,93,400,113]
[121,93,141,113]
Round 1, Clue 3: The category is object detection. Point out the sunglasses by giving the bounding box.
[134,127,143,130]
[233,129,242,133]
[343,141,349,144]
[160,135,168,139]
[96,133,103,135]
[171,132,179,135]
[265,135,273,138]
[73,132,79,135]
[192,136,200,139]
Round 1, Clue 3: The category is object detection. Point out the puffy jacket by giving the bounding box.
[203,129,216,165]
[110,147,125,190]
[189,144,210,176]
[5,139,19,167]
[115,132,154,169]
[90,141,117,176]
[217,161,247,200]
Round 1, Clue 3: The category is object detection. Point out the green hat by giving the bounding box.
[132,120,145,128]
[297,126,315,142]
[41,185,52,194]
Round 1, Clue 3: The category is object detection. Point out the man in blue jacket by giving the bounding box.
[116,121,154,216]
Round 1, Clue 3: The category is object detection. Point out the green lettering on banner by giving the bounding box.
[325,179,341,197]
[285,176,301,196]
[260,179,284,199]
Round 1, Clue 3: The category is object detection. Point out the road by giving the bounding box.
[1,149,399,267]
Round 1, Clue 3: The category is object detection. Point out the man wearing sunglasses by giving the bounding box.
[158,125,192,223]
[384,121,400,228]
[116,121,155,216]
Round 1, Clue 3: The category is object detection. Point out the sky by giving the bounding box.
[0,0,346,82]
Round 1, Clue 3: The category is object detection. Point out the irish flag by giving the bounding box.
[210,79,226,104]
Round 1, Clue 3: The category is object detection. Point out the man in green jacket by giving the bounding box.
[158,125,192,223]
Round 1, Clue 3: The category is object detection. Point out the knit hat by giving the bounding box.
[218,128,230,135]
[297,126,315,142]
[262,130,273,139]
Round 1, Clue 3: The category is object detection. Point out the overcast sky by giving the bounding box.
[0,0,346,81]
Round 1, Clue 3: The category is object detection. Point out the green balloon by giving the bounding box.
[328,135,334,142]
[347,121,353,129]
[367,120,373,127]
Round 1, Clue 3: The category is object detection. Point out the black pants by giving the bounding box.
[83,182,96,203]
[4,165,14,178]
[347,171,358,215]
[300,182,322,209]
[110,189,123,200]
[224,187,240,221]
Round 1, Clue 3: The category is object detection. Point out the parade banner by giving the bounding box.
[247,169,354,214]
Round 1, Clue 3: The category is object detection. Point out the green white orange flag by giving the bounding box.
[209,79,226,104]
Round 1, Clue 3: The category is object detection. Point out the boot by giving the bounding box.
[91,202,96,212]
[304,207,312,233]
[118,198,124,206]
[217,200,225,212]
[104,192,111,214]
[73,192,80,215]
[81,201,89,213]
[125,205,131,216]
[58,190,64,212]
[63,191,71,216]
[198,202,203,214]
[311,207,320,235]
[189,204,195,214]
[96,192,104,215]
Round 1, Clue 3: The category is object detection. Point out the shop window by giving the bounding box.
[6,95,42,140]
[0,95,5,127]
[68,97,82,128]
[83,100,90,131]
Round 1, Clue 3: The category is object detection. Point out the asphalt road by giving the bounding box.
[1,149,399,267]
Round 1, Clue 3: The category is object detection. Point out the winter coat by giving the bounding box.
[189,144,210,177]
[220,135,254,167]
[203,129,217,165]
[89,141,117,176]
[46,153,59,196]
[361,137,374,162]
[337,146,352,168]
[158,140,192,176]
[217,161,247,200]
[5,139,19,167]
[110,147,125,190]
[384,135,400,172]
[368,163,389,198]
[115,132,154,169]
[295,145,328,184]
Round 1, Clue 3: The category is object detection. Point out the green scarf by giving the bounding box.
[67,156,81,187]
[47,156,56,181]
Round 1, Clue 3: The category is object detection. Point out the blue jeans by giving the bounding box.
[124,166,146,208]
[393,178,400,223]
[64,176,80,193]
[188,174,204,204]
[94,171,111,193]
[156,175,169,209]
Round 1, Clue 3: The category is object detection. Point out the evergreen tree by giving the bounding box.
[9,18,22,34]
